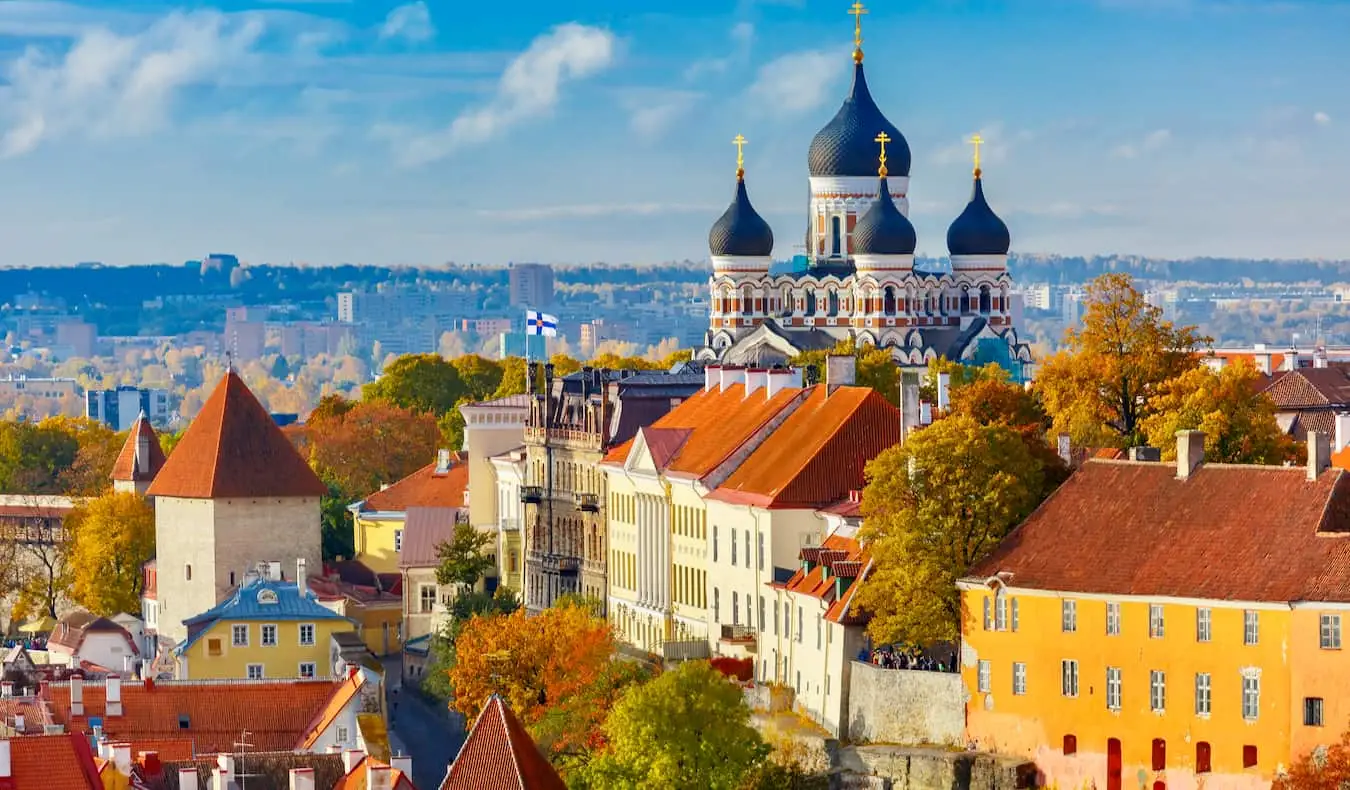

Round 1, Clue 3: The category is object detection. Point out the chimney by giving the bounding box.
[368,764,394,790]
[289,768,316,790]
[1057,434,1072,466]
[139,752,162,779]
[297,558,307,588]
[764,367,802,400]
[112,742,132,775]
[900,381,920,439]
[717,365,745,392]
[1,682,11,698]
[1128,446,1161,462]
[919,401,933,426]
[389,754,413,777]
[178,768,198,790]
[825,355,856,393]
[342,749,365,773]
[1309,430,1331,481]
[1316,347,1330,368]
[703,364,721,392]
[743,369,767,398]
[12,714,22,732]
[70,676,83,716]
[107,674,123,717]
[1176,430,1206,479]
[212,768,230,790]
[936,372,951,412]
[0,740,10,780]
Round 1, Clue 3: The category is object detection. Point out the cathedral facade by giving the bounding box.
[696,9,1032,375]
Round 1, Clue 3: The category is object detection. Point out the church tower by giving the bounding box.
[110,413,166,496]
[706,136,775,353]
[146,371,327,643]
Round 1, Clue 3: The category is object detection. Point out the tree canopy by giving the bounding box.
[364,353,464,417]
[855,414,1044,645]
[1275,730,1350,790]
[306,399,440,501]
[790,339,900,404]
[67,491,156,616]
[434,521,496,590]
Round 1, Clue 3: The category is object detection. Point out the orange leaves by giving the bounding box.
[306,398,440,500]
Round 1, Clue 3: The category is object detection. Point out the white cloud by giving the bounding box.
[624,89,700,139]
[1314,111,1331,125]
[683,22,754,82]
[380,23,615,166]
[0,10,266,157]
[746,50,837,116]
[1110,127,1171,159]
[379,2,435,45]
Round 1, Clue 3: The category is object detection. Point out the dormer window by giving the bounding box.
[257,589,279,605]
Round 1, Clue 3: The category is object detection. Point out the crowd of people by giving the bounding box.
[862,645,957,673]
[2,636,47,651]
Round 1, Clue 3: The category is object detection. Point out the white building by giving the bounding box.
[46,612,140,673]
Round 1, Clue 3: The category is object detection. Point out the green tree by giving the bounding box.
[583,660,769,790]
[451,354,505,400]
[270,354,291,380]
[0,420,79,492]
[434,521,496,591]
[855,415,1044,645]
[492,357,530,398]
[420,586,521,702]
[1037,273,1208,447]
[790,339,900,404]
[66,491,156,616]
[947,375,1069,500]
[320,481,356,561]
[364,353,464,416]
[1140,359,1297,464]
[49,417,124,496]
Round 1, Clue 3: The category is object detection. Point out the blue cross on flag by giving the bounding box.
[525,310,558,337]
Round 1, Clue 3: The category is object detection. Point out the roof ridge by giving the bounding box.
[499,697,527,790]
[770,387,873,494]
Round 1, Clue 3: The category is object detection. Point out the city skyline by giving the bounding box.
[0,0,1344,267]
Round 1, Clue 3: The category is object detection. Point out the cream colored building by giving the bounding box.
[490,447,527,593]
[458,395,529,534]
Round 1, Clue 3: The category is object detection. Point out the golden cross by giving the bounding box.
[875,131,891,176]
[849,2,868,50]
[969,133,984,175]
[733,134,747,176]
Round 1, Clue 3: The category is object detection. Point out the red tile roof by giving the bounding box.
[360,457,468,513]
[147,371,327,499]
[46,678,344,759]
[709,387,903,509]
[968,459,1350,602]
[48,611,139,656]
[110,415,167,483]
[1263,368,1350,409]
[781,533,871,624]
[6,733,103,789]
[333,755,417,790]
[440,695,565,790]
[297,671,365,751]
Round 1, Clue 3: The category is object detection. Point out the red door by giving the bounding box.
[1107,739,1123,790]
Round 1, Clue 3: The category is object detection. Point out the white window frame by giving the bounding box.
[419,584,436,614]
[1061,659,1079,698]
[1195,672,1212,716]
[1013,662,1027,695]
[231,623,249,647]
[1062,599,1078,633]
[1106,667,1121,711]
[1244,610,1259,646]
[261,624,278,647]
[1242,675,1260,720]
[978,660,991,693]
[394,529,403,553]
[1150,670,1166,713]
[336,725,349,743]
[1196,608,1211,643]
[1106,601,1120,636]
[1149,604,1165,638]
[1321,614,1342,649]
[299,662,316,679]
[299,623,315,647]
[983,597,992,631]
[995,590,1007,631]
[246,663,264,680]
[1011,597,1019,632]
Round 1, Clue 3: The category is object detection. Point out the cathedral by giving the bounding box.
[696,5,1033,376]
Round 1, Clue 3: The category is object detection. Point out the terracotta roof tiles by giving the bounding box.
[297,671,365,751]
[360,457,468,513]
[440,694,565,790]
[1263,368,1350,409]
[147,371,327,499]
[110,415,166,483]
[7,733,103,789]
[782,533,870,625]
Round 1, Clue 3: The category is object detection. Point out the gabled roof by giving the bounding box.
[781,532,871,625]
[110,414,166,483]
[358,457,468,514]
[49,611,139,657]
[709,386,903,509]
[147,371,327,499]
[177,578,349,655]
[7,733,103,789]
[333,755,418,790]
[297,670,366,751]
[440,695,565,790]
[1263,367,1350,409]
[968,459,1350,603]
[399,507,461,568]
[46,678,344,760]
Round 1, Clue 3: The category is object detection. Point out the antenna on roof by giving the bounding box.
[226,350,235,374]
[234,729,255,790]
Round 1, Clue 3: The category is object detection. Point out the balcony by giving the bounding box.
[499,517,521,532]
[719,624,757,656]
[574,492,600,513]
[527,551,581,576]
[520,486,544,505]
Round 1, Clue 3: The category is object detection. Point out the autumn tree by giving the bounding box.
[1276,730,1350,790]
[856,415,1044,645]
[1037,273,1208,447]
[0,420,79,492]
[49,417,124,496]
[364,353,464,416]
[451,354,506,400]
[582,660,769,790]
[434,522,496,592]
[307,399,440,501]
[947,375,1069,499]
[66,491,156,616]
[1140,358,1296,464]
[790,338,900,404]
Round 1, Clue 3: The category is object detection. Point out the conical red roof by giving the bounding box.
[109,415,166,483]
[440,695,565,790]
[146,371,327,499]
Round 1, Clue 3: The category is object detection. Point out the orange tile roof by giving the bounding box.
[710,386,903,509]
[110,415,166,483]
[147,371,327,499]
[333,755,417,790]
[440,695,565,790]
[7,733,103,789]
[297,671,365,750]
[47,678,343,757]
[360,456,468,513]
[781,533,871,624]
[969,459,1350,602]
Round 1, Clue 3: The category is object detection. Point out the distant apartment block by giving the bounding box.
[86,386,171,430]
[336,288,478,355]
[579,319,632,354]
[0,376,78,401]
[459,318,513,336]
[55,320,97,358]
[508,263,554,308]
[279,322,355,357]
[225,320,266,362]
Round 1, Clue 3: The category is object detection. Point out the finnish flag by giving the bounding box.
[525,310,558,337]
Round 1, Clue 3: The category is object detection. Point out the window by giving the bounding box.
[299,662,316,679]
[773,600,779,635]
[1061,659,1079,697]
[185,564,192,581]
[1244,610,1259,645]
[1151,739,1166,772]
[261,624,277,647]
[246,664,264,680]
[1149,604,1165,638]
[758,532,764,570]
[797,606,804,643]
[1150,670,1166,713]
[232,624,248,647]
[1106,667,1121,711]
[1013,662,1026,695]
[299,624,315,646]
[731,529,738,565]
[1011,598,1019,632]
[977,660,991,693]
[983,597,992,631]
[995,590,1007,631]
[1061,600,1077,633]
[336,725,349,743]
[1106,602,1120,636]
[746,594,753,627]
[1195,673,1212,716]
[713,587,719,622]
[1321,613,1342,649]
[1243,745,1258,769]
[816,614,822,649]
[1062,735,1077,756]
[1196,608,1211,642]
[1242,674,1260,720]
[394,529,403,553]
[732,591,739,625]
[759,596,766,633]
[783,602,790,640]
[420,585,436,613]
[1196,742,1212,774]
[207,638,222,657]
[713,525,718,562]
[745,532,750,568]
[1305,697,1325,726]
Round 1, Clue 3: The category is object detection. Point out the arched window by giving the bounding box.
[805,290,817,314]
[959,289,971,314]
[831,216,842,257]
[783,288,794,314]
[741,286,753,316]
[884,286,897,316]
[827,289,840,317]
[980,285,992,314]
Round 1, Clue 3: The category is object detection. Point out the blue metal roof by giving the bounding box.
[174,577,349,656]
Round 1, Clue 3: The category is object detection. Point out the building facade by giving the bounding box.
[109,414,165,496]
[86,386,171,431]
[490,446,527,593]
[508,263,554,308]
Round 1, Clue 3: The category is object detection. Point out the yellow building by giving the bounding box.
[173,574,356,680]
[961,430,1350,790]
[350,451,469,576]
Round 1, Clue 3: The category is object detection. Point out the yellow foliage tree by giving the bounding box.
[1140,358,1297,464]
[67,491,156,616]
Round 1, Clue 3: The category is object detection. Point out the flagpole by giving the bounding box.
[524,311,530,364]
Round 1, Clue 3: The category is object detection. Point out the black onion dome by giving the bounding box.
[946,175,1010,256]
[808,63,910,178]
[709,177,774,257]
[852,177,916,256]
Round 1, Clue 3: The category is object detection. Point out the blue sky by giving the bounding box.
[0,0,1344,267]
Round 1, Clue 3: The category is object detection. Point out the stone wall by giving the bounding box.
[846,661,965,747]
[835,745,1034,790]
